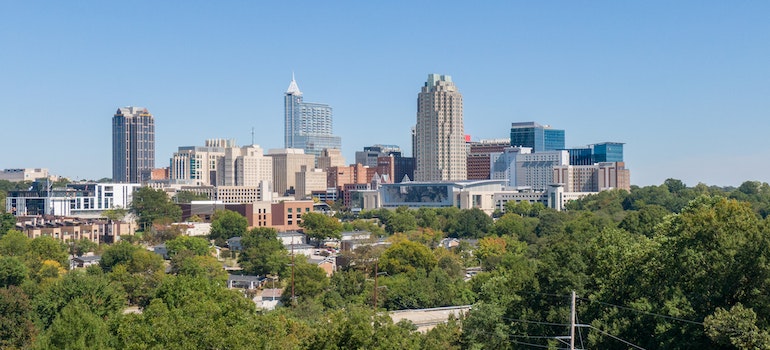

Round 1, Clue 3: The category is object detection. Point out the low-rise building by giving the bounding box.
[6,182,140,218]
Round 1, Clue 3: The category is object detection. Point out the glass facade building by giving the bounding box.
[567,142,624,165]
[284,77,341,160]
[510,122,565,152]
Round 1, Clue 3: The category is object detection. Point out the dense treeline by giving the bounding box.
[3,179,770,348]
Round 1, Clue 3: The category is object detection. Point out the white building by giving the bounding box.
[491,147,569,191]
[6,182,140,218]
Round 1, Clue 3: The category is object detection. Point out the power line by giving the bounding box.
[578,297,704,326]
[501,316,570,327]
[586,325,647,350]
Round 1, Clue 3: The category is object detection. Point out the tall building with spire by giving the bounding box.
[283,75,341,161]
[414,74,466,181]
[112,106,154,183]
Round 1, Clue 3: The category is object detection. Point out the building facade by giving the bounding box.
[568,142,625,165]
[510,122,565,152]
[267,148,316,196]
[113,107,155,183]
[0,168,51,182]
[284,76,342,160]
[7,182,140,218]
[414,74,466,181]
[490,147,569,191]
[466,139,511,180]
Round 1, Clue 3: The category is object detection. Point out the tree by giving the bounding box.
[0,212,16,236]
[102,207,127,222]
[165,235,211,257]
[379,240,437,276]
[209,210,248,246]
[173,190,210,204]
[26,236,68,270]
[300,212,343,246]
[100,241,141,273]
[71,238,98,257]
[385,207,417,234]
[704,303,770,349]
[281,256,329,303]
[238,227,289,277]
[34,270,127,329]
[0,286,37,349]
[0,230,29,257]
[447,208,492,238]
[34,300,114,349]
[170,251,227,285]
[0,256,27,287]
[130,187,182,230]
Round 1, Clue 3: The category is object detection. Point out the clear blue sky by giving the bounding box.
[2,1,769,187]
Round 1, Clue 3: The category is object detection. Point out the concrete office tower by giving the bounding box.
[170,139,233,186]
[224,144,273,187]
[113,107,154,183]
[317,148,346,170]
[267,148,316,196]
[414,74,466,181]
[284,75,342,161]
[295,166,327,200]
[510,122,565,152]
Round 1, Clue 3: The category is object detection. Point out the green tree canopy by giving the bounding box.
[130,187,182,230]
[379,240,437,276]
[300,212,343,246]
[173,190,210,204]
[209,210,248,246]
[238,227,289,277]
[165,235,211,257]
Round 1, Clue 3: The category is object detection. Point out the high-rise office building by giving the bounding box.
[112,107,154,183]
[414,74,466,181]
[267,148,316,196]
[284,75,342,161]
[567,142,625,165]
[510,122,565,152]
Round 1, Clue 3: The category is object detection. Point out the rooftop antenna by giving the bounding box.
[251,127,255,145]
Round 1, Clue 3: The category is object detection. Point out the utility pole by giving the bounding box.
[286,236,297,308]
[373,261,379,310]
[570,290,576,350]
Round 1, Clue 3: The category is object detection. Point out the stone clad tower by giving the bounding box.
[414,74,466,181]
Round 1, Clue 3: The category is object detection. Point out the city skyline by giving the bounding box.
[2,2,770,187]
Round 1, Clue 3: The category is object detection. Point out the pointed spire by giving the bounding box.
[286,73,302,95]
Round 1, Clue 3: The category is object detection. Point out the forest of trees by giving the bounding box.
[2,179,770,348]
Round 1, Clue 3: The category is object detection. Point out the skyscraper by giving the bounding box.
[112,107,154,183]
[284,75,341,161]
[510,122,565,152]
[414,74,466,181]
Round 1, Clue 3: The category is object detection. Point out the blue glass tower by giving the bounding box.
[567,142,624,165]
[284,75,341,159]
[592,142,624,162]
[510,122,564,152]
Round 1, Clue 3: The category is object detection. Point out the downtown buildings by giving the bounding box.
[112,107,155,183]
